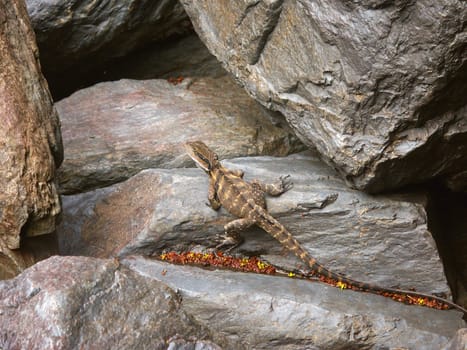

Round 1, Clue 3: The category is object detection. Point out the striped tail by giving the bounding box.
[252,204,467,316]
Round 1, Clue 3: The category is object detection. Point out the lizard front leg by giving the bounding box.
[207,181,221,210]
[251,175,293,196]
[215,218,254,251]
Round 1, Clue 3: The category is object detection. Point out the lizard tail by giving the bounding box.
[253,205,467,316]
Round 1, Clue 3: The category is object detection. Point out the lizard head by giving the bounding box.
[185,141,219,172]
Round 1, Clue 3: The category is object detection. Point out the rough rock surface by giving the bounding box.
[58,151,451,297]
[124,257,465,350]
[2,256,462,349]
[180,0,467,193]
[444,328,467,350]
[56,77,303,194]
[26,0,192,84]
[0,256,221,350]
[0,0,62,276]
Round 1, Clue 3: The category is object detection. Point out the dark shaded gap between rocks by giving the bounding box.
[44,31,196,102]
[427,180,467,311]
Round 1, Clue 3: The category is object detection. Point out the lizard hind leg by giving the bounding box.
[214,218,254,252]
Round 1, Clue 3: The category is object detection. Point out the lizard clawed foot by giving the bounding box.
[279,175,293,192]
[205,201,220,210]
[213,232,244,252]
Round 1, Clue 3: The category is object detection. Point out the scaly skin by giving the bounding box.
[185,140,467,316]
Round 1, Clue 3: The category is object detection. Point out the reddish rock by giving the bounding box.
[56,77,303,194]
[0,256,221,349]
[0,0,62,277]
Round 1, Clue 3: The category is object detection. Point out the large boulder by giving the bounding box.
[2,255,463,349]
[180,0,467,193]
[58,151,451,297]
[125,257,465,349]
[56,77,303,194]
[0,0,62,277]
[0,256,221,349]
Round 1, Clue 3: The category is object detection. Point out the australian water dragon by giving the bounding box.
[185,140,467,316]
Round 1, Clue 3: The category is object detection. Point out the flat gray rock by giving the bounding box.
[56,77,303,193]
[124,256,466,350]
[58,151,451,296]
[3,255,462,349]
[180,0,467,193]
[443,328,467,350]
